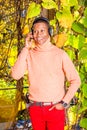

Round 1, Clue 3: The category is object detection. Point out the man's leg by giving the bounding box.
[29,106,46,130]
[47,108,65,130]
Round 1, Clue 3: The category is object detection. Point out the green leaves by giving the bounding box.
[79,47,87,60]
[42,0,58,10]
[56,7,73,28]
[72,22,85,34]
[82,84,87,98]
[82,8,87,28]
[80,118,87,129]
[60,0,78,7]
[84,7,87,17]
[26,2,41,19]
[26,0,58,20]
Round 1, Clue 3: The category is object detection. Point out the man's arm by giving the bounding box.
[62,51,81,104]
[11,33,34,80]
[11,47,28,80]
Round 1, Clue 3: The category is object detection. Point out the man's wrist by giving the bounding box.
[59,100,68,108]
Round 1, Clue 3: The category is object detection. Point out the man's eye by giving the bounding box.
[41,30,45,32]
[33,29,45,33]
[33,30,37,33]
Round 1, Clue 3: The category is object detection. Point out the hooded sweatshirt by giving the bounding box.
[11,38,81,104]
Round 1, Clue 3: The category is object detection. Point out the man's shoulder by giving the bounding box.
[52,44,64,54]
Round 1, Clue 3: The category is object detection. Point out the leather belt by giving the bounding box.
[29,101,58,107]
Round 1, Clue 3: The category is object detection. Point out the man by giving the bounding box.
[11,17,81,130]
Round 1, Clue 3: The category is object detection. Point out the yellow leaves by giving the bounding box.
[53,33,67,48]
[60,15,73,28]
[64,125,69,130]
[42,0,58,10]
[0,0,2,1]
[56,7,74,28]
[18,101,26,111]
[50,19,57,28]
[60,0,67,6]
[22,24,29,35]
[60,0,78,7]
[0,33,3,41]
[0,97,15,122]
[0,21,6,31]
[26,2,41,19]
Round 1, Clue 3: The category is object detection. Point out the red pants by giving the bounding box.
[29,105,65,130]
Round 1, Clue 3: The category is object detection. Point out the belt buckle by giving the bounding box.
[43,102,52,106]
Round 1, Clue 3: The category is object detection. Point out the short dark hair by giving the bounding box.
[32,17,50,26]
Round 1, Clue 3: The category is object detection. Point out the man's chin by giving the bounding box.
[36,40,45,45]
[38,39,48,44]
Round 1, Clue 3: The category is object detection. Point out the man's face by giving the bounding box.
[33,22,50,45]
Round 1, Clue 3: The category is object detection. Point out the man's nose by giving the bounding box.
[37,31,41,36]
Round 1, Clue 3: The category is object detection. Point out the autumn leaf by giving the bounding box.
[60,0,78,7]
[42,0,58,10]
[56,7,73,28]
[0,21,6,31]
[64,125,69,130]
[26,2,41,19]
[53,33,67,48]
[22,24,29,35]
[50,19,57,28]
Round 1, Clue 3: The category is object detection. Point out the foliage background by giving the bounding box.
[0,0,87,129]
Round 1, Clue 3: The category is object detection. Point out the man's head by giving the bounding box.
[31,17,52,45]
[31,17,52,36]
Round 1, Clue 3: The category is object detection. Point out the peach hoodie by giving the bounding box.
[11,38,81,104]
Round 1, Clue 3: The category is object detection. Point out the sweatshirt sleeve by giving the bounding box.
[11,47,29,80]
[62,51,81,104]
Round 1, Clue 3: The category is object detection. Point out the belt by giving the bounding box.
[29,101,58,107]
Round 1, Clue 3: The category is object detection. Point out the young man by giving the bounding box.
[11,17,81,130]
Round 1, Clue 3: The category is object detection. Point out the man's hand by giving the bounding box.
[49,103,64,111]
[25,33,34,49]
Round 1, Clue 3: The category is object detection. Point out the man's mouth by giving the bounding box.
[37,37,43,41]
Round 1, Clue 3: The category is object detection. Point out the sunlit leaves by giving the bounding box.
[22,24,29,35]
[82,16,87,28]
[42,0,58,10]
[84,62,87,72]
[56,7,73,28]
[79,47,87,60]
[74,11,80,20]
[67,106,77,125]
[0,33,3,41]
[84,7,87,17]
[18,101,26,111]
[72,22,85,34]
[82,83,87,98]
[82,8,87,28]
[60,0,78,7]
[82,98,87,107]
[80,118,87,129]
[53,33,67,48]
[64,125,69,130]
[65,34,85,50]
[26,2,41,19]
[50,19,57,28]
[56,0,78,28]
[0,21,6,31]
[78,35,85,49]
